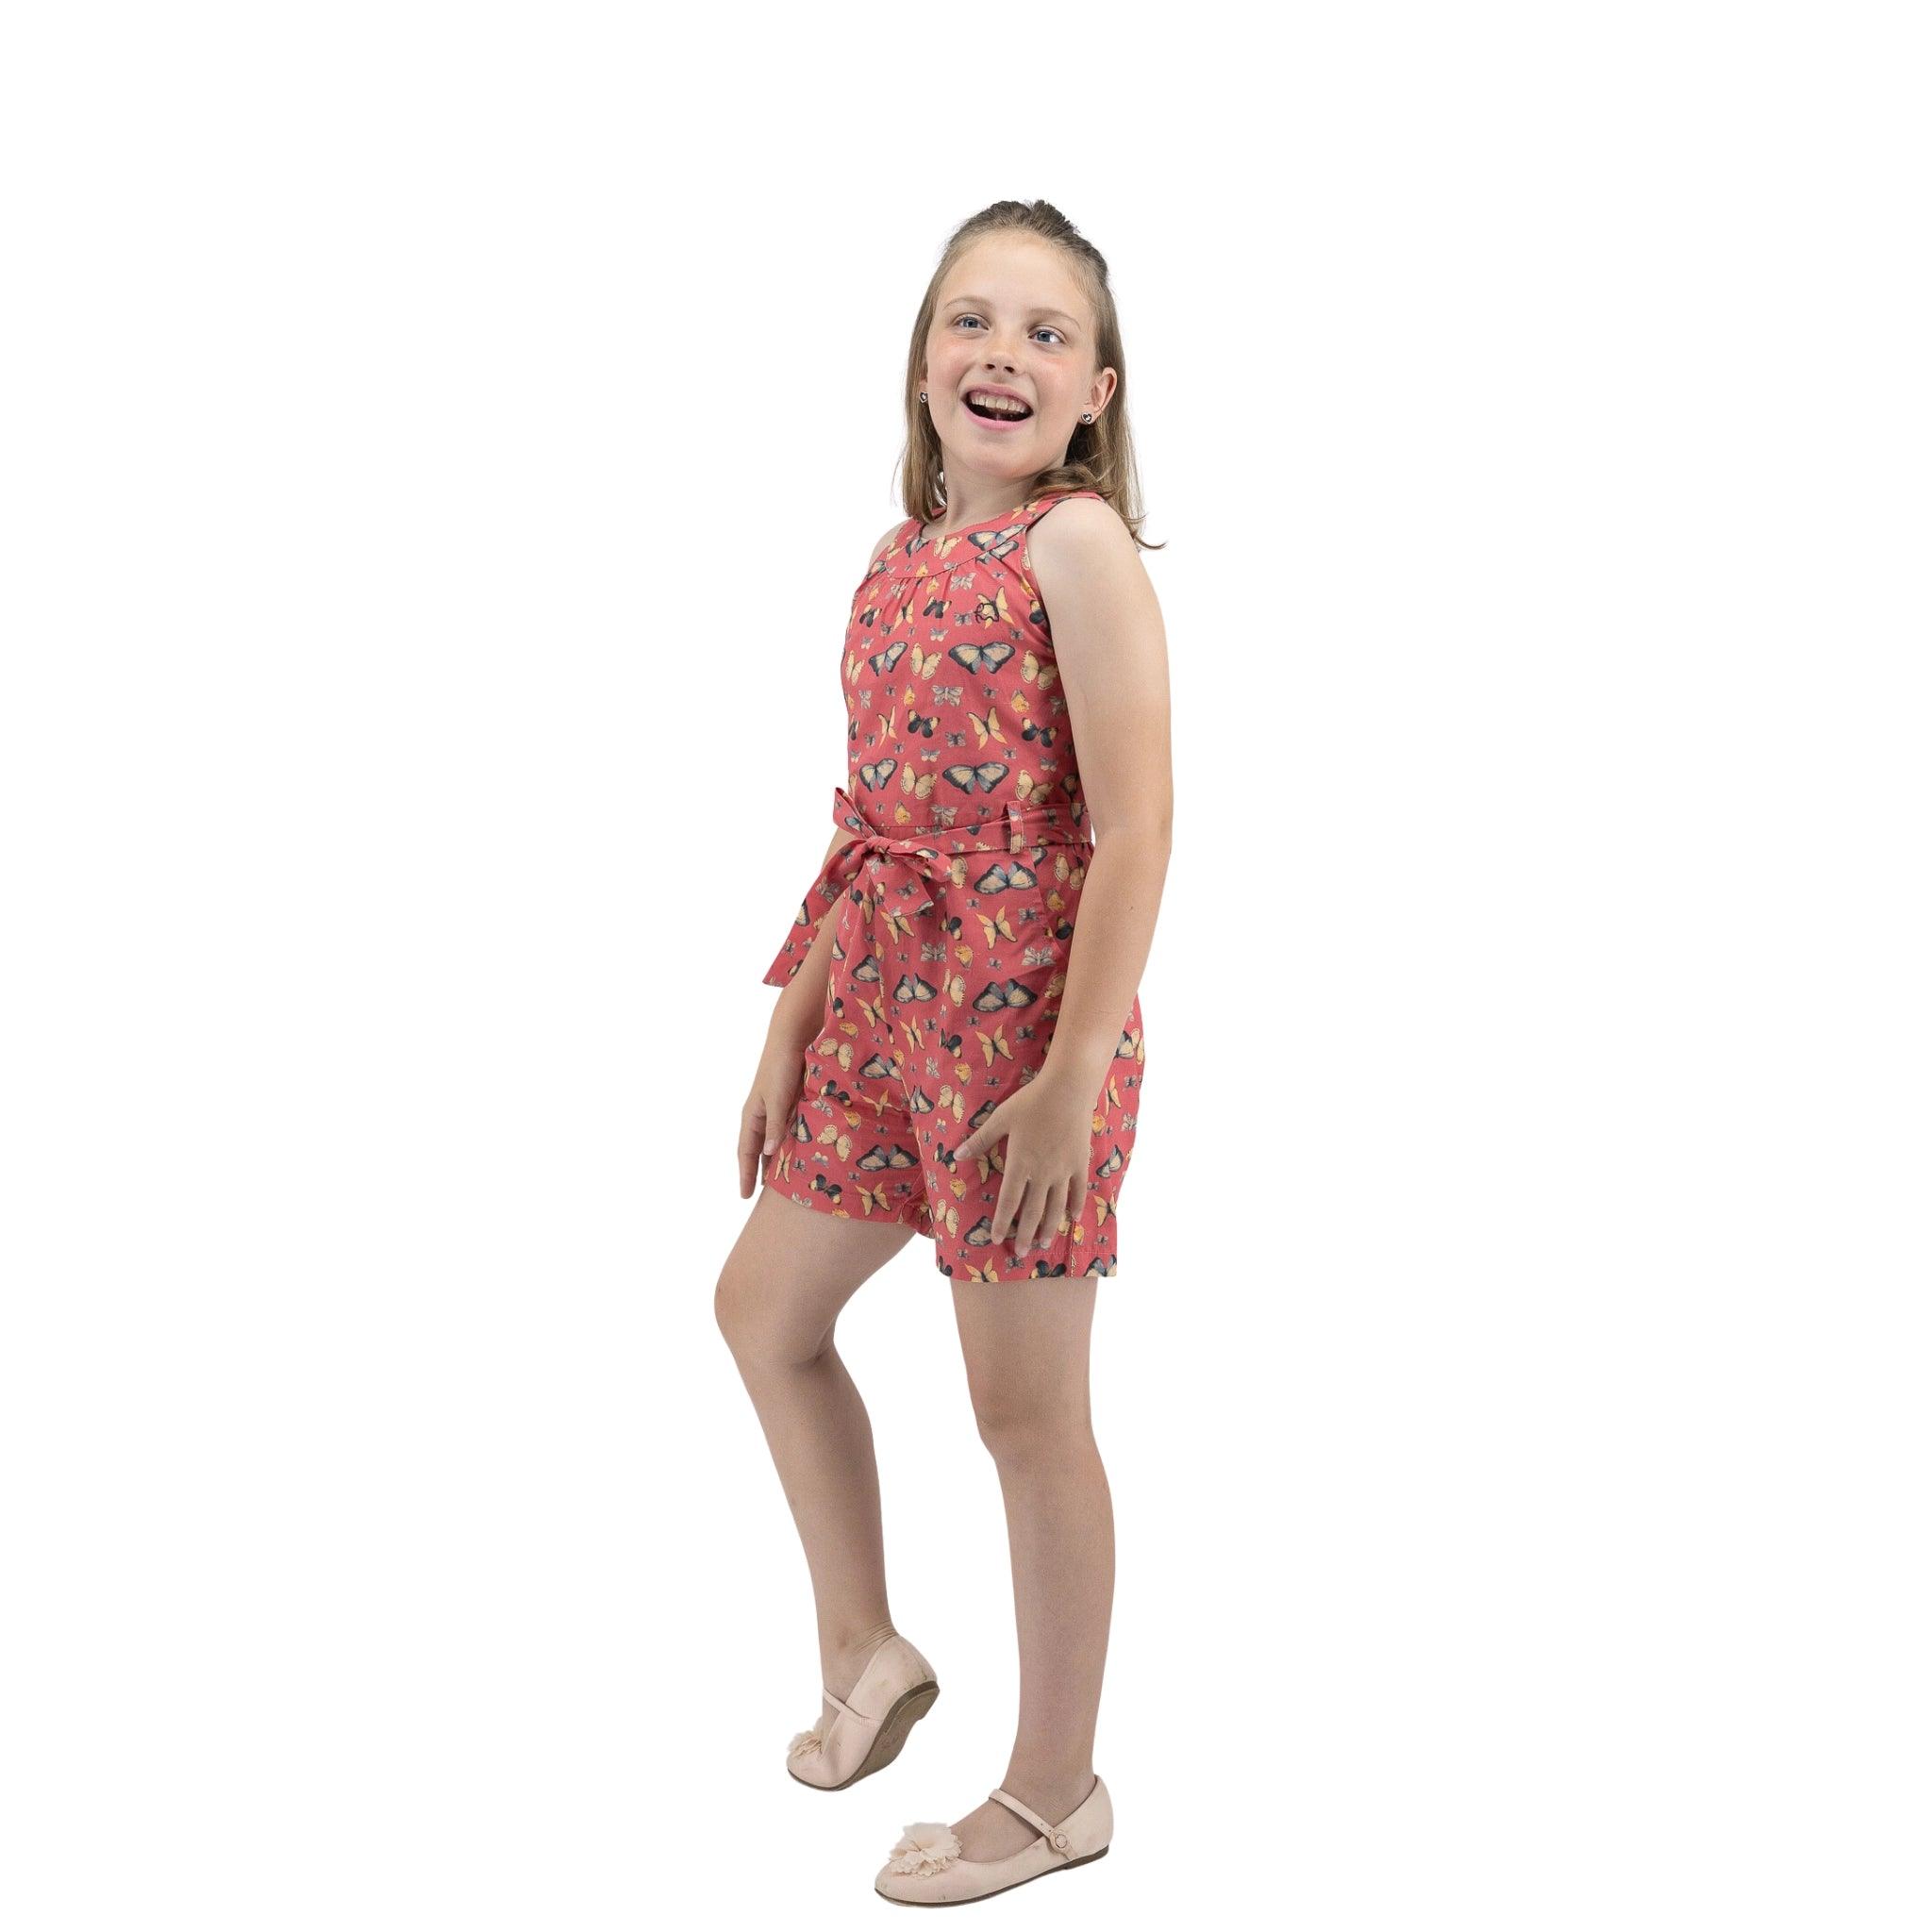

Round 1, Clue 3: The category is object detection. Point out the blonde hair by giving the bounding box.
[898,200,1163,554]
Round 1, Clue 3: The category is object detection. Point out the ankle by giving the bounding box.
[822,1618,899,1687]
[998,1763,1096,1819]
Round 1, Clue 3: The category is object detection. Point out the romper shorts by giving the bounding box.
[759,783,1144,1279]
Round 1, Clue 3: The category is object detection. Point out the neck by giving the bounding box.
[926,472,1041,531]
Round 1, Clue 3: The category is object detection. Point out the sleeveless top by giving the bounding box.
[762,488,1110,987]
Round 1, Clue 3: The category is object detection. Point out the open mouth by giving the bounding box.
[963,390,1033,422]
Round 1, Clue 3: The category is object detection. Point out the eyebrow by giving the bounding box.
[942,294,1080,328]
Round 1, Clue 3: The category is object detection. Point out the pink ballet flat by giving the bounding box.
[874,1774,1112,1907]
[786,1633,941,1791]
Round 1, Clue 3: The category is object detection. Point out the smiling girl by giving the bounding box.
[715,199,1173,1908]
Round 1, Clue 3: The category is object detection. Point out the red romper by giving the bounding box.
[758,489,1146,1279]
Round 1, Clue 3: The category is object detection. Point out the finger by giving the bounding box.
[1030,1178,1069,1256]
[1067,1174,1091,1247]
[741,1101,777,1200]
[1020,1166,1051,1259]
[738,1109,762,1200]
[995,1175,1039,1249]
[955,1110,1004,1168]
[996,1166,1042,1243]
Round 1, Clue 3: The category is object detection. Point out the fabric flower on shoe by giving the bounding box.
[887,1823,962,1877]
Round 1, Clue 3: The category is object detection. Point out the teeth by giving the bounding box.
[968,391,1029,417]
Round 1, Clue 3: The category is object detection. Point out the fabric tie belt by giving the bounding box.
[762,781,1092,987]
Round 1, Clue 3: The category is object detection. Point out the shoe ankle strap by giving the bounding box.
[988,1787,1074,1856]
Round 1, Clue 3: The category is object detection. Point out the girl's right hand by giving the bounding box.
[738,1017,814,1200]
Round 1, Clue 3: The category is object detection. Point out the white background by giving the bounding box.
[4,5,1926,1926]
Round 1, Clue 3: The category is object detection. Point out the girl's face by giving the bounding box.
[922,236,1115,491]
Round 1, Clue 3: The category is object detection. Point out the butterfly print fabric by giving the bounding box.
[759,490,1146,1280]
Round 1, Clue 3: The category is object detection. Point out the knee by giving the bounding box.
[713,1261,827,1373]
[970,1388,1095,1471]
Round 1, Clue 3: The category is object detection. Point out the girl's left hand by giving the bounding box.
[951,1070,1096,1256]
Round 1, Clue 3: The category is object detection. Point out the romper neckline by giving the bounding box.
[909,501,1034,547]
[894,489,1101,564]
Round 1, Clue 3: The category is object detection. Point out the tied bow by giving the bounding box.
[761,782,1088,988]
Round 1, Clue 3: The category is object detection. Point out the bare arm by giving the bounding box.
[943,498,1172,1250]
[1024,500,1174,1096]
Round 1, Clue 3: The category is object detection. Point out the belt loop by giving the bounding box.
[1006,799,1024,853]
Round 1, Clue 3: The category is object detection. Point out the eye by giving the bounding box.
[950,315,1065,345]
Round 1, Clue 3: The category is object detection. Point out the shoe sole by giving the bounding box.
[874,1843,1109,1906]
[789,1680,941,1792]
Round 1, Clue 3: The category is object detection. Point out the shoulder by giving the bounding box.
[866,516,912,573]
[1024,492,1138,589]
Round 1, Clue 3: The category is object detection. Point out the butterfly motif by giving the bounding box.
[858,1143,921,1173]
[859,758,897,791]
[968,528,1022,560]
[966,706,1006,747]
[974,1024,1016,1067]
[894,972,938,1003]
[942,761,1007,793]
[975,908,1015,945]
[973,979,1037,1014]
[972,859,1037,894]
[948,641,1016,674]
[868,639,907,677]
[906,707,939,738]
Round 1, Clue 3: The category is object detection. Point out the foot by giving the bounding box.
[813,1622,899,1737]
[948,1771,1098,1862]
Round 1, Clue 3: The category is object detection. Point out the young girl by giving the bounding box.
[716,199,1172,1908]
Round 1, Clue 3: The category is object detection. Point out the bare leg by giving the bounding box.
[714,1186,918,1716]
[945,1277,1111,1860]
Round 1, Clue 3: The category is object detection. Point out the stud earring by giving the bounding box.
[1081,411,1093,422]
[919,391,927,402]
